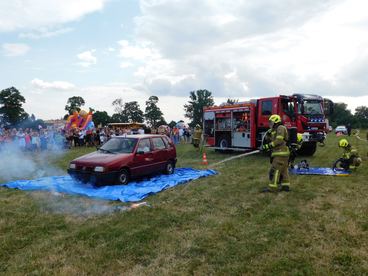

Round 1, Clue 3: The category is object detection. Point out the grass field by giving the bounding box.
[1,132,368,275]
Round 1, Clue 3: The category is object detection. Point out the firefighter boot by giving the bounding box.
[280,185,290,192]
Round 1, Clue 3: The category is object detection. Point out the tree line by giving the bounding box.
[0,87,214,129]
[1,86,367,129]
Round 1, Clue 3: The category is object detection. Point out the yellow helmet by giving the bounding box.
[297,133,303,143]
[269,114,281,124]
[338,138,349,148]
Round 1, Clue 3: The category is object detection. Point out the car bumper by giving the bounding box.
[67,169,118,185]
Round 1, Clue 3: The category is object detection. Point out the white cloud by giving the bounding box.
[19,27,73,39]
[2,43,30,56]
[122,0,368,99]
[118,40,160,60]
[0,0,108,32]
[31,78,76,90]
[77,49,97,67]
[120,62,133,68]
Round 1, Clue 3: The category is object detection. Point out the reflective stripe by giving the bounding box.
[281,182,290,187]
[271,151,290,157]
[269,170,279,189]
[270,142,275,147]
[276,135,284,140]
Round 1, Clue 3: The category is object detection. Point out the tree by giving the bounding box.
[110,113,127,123]
[93,111,111,127]
[123,101,144,123]
[328,103,354,128]
[184,89,214,127]
[168,120,176,128]
[144,96,164,128]
[111,99,144,123]
[65,96,85,115]
[0,87,29,126]
[354,106,368,128]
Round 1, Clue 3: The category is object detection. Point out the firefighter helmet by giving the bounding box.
[338,138,349,148]
[269,114,281,124]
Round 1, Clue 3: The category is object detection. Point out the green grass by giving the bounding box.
[1,132,368,275]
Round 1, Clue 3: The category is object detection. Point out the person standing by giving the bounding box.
[346,123,352,136]
[261,114,291,192]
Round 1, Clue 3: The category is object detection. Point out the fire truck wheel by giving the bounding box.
[297,141,317,156]
[218,137,230,149]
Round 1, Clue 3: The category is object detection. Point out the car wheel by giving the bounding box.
[164,161,175,175]
[117,169,130,185]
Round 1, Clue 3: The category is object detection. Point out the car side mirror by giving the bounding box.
[96,146,100,150]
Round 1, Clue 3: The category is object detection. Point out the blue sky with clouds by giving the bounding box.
[1,0,368,121]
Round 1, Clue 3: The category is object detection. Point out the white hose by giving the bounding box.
[209,150,260,168]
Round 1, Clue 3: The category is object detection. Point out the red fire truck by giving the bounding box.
[203,94,332,156]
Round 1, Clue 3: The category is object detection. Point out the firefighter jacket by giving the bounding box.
[193,128,202,140]
[342,146,360,160]
[269,124,290,157]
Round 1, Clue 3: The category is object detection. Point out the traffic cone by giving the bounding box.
[202,152,208,165]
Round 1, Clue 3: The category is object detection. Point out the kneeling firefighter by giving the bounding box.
[261,114,290,192]
[333,139,362,170]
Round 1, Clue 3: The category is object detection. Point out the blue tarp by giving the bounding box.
[0,168,217,202]
[290,167,350,176]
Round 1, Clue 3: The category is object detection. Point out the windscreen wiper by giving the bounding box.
[99,148,115,154]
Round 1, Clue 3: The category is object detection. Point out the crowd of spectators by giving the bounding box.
[0,126,66,151]
[0,124,194,151]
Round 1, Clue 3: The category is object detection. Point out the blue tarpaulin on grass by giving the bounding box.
[0,168,217,202]
[290,167,350,176]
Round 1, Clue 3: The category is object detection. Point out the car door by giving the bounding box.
[130,138,155,177]
[151,137,167,171]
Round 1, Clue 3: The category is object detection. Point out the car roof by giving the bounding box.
[114,134,167,139]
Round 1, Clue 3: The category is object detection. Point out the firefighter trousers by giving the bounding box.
[269,156,290,191]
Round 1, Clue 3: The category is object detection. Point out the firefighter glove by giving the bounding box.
[262,143,272,151]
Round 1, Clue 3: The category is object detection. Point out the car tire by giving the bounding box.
[117,169,130,185]
[164,161,175,175]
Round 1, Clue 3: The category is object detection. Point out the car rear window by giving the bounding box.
[162,136,173,148]
[152,137,166,150]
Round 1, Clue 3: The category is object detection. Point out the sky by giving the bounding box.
[1,0,368,122]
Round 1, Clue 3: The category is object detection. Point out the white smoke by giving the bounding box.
[0,142,65,182]
[0,142,150,216]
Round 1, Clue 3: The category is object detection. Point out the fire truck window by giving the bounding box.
[282,100,294,116]
[261,101,272,115]
[204,120,214,136]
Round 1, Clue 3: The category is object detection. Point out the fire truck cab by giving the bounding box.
[203,94,330,156]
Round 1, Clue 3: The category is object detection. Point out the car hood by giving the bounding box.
[72,151,131,166]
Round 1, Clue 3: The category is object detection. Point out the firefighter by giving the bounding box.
[289,133,303,168]
[334,139,362,170]
[192,124,202,148]
[261,114,290,192]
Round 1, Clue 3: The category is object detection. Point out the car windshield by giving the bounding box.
[303,101,323,115]
[99,137,137,153]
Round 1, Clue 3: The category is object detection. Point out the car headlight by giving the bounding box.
[94,166,105,172]
[69,163,76,169]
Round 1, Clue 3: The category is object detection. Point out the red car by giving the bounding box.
[68,134,177,185]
